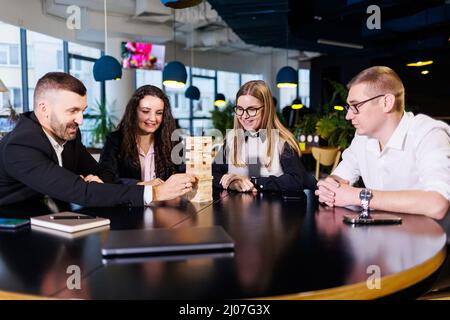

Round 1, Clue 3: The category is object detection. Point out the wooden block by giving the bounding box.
[185,176,213,202]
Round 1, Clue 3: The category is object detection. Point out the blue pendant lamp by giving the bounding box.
[185,85,200,100]
[94,55,122,81]
[163,61,187,88]
[276,22,297,88]
[277,66,298,88]
[291,97,303,109]
[184,44,200,100]
[161,0,202,9]
[93,0,122,81]
[163,9,187,89]
[214,93,226,107]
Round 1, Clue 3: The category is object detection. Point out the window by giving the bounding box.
[11,88,21,109]
[0,44,20,66]
[0,21,22,119]
[299,69,310,108]
[0,45,7,64]
[68,42,101,59]
[9,45,19,65]
[56,50,63,70]
[68,42,102,147]
[241,73,263,85]
[279,87,297,110]
[192,67,215,77]
[217,71,239,105]
[165,65,190,121]
[136,69,162,88]
[27,30,64,109]
[192,76,214,118]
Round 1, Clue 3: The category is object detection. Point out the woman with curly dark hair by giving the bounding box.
[99,85,178,186]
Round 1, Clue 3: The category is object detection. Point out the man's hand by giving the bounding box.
[153,173,197,201]
[315,175,349,207]
[138,178,164,187]
[80,174,104,184]
[331,183,361,207]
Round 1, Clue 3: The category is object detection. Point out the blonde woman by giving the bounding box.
[213,80,315,193]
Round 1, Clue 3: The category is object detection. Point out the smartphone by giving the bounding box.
[0,218,30,229]
[343,213,402,225]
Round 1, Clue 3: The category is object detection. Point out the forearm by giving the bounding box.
[359,189,449,220]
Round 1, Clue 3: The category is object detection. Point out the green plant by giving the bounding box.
[210,100,234,136]
[293,113,319,137]
[316,112,354,149]
[92,100,115,146]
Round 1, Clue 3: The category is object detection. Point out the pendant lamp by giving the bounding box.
[93,0,122,81]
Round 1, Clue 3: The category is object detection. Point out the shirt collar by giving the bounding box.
[244,130,267,143]
[384,111,412,151]
[43,128,66,150]
[138,142,154,157]
[365,111,412,155]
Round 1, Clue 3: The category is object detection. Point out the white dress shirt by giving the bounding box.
[43,129,65,167]
[332,112,450,201]
[226,129,284,177]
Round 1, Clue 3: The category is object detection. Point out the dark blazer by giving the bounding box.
[213,139,317,193]
[0,112,144,207]
[99,130,176,184]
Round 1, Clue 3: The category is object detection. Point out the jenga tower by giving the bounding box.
[185,136,213,202]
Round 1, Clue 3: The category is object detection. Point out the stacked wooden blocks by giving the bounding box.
[185,136,213,202]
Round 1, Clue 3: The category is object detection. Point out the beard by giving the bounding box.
[49,115,78,142]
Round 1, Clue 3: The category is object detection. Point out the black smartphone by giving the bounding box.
[343,213,402,225]
[0,218,30,229]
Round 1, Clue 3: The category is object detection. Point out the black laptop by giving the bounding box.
[101,226,235,257]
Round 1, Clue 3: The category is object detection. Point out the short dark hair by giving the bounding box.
[34,72,86,108]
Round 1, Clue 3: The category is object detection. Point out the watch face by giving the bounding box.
[360,189,372,200]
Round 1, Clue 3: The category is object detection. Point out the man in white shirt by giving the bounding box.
[315,66,450,220]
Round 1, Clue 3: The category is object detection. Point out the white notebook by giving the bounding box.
[30,211,110,233]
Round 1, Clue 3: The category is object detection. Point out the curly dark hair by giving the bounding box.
[117,85,177,179]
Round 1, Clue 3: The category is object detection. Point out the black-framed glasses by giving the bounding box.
[344,94,385,114]
[233,106,263,118]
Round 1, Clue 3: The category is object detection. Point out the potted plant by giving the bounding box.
[210,100,234,137]
[92,99,115,147]
[292,79,355,150]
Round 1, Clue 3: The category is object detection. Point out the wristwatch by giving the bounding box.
[359,188,373,218]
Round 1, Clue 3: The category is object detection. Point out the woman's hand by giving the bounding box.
[80,175,104,184]
[229,177,257,193]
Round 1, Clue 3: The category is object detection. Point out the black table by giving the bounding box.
[0,190,446,299]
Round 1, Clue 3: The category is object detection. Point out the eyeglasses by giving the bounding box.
[233,106,263,118]
[344,94,385,114]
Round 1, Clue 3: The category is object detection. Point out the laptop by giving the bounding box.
[101,226,235,257]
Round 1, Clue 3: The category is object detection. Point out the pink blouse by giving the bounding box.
[138,143,156,182]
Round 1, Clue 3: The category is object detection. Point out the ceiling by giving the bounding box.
[207,0,450,61]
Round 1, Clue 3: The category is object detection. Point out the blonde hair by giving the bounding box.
[230,80,301,168]
[347,66,405,111]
